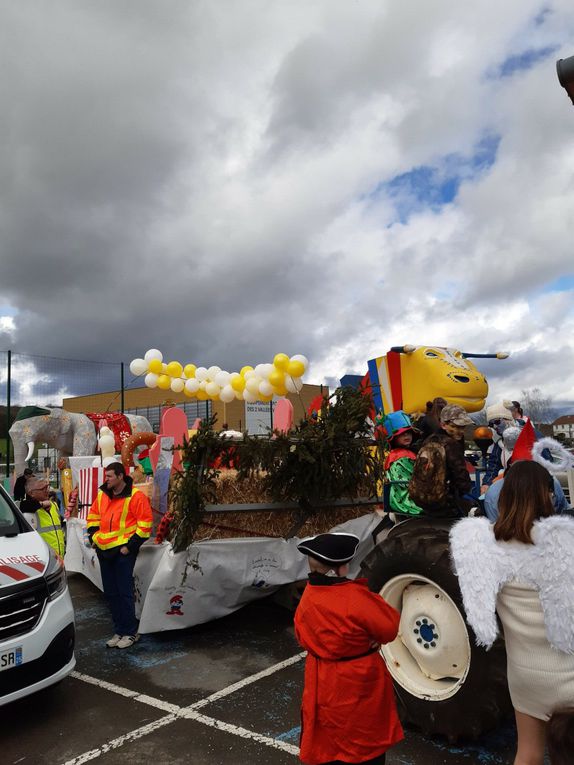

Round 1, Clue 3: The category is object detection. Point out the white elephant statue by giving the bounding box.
[9,406,153,476]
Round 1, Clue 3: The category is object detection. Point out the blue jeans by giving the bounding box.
[98,550,138,636]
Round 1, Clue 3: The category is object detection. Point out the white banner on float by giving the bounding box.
[65,513,380,633]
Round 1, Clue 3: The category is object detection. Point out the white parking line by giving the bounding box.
[188,651,306,709]
[65,652,305,763]
[62,714,178,765]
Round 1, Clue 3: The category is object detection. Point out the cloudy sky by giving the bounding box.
[1,0,574,412]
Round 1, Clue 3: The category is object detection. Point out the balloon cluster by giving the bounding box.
[129,349,309,403]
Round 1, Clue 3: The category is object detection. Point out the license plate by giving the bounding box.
[0,646,23,671]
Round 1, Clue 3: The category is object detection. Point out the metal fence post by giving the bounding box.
[120,362,125,413]
[5,350,11,480]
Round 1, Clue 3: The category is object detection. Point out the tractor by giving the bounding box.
[356,345,511,740]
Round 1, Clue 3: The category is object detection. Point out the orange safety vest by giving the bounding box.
[87,487,152,550]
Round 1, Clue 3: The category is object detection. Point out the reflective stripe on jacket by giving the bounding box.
[37,501,65,556]
[87,487,153,550]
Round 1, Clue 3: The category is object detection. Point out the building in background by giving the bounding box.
[552,414,574,444]
[62,383,328,435]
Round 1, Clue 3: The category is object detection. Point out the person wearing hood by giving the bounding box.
[87,461,153,649]
[481,402,515,490]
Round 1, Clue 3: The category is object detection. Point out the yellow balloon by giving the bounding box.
[157,374,171,390]
[183,386,195,398]
[231,375,245,392]
[148,359,163,374]
[287,360,305,378]
[240,365,254,377]
[273,385,288,397]
[166,361,183,378]
[184,364,196,378]
[273,353,290,371]
[259,394,273,402]
[268,369,285,388]
[197,390,208,401]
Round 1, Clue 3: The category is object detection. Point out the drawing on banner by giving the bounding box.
[166,594,184,615]
[181,550,203,585]
[250,554,279,589]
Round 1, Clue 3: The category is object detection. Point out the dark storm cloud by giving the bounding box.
[1,0,573,409]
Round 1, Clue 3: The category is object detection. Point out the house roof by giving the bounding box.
[552,414,574,425]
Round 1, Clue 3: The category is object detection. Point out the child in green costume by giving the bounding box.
[382,411,423,516]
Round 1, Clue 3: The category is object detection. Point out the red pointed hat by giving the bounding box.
[511,419,536,462]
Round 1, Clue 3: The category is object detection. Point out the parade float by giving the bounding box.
[63,349,384,634]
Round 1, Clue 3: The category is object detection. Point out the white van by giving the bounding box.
[0,484,75,706]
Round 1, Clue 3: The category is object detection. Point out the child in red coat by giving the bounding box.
[295,533,403,765]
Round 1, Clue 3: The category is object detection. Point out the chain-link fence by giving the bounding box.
[1,350,213,479]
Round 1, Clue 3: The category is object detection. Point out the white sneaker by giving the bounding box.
[106,634,122,648]
[116,634,140,649]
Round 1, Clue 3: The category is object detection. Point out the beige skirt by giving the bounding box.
[496,582,574,720]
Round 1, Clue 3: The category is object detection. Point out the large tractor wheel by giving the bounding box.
[360,520,511,741]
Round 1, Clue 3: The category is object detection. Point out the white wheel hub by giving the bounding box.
[379,574,471,701]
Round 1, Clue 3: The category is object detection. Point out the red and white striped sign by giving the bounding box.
[78,468,105,518]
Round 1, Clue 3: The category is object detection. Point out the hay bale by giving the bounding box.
[169,468,379,543]
[193,503,373,542]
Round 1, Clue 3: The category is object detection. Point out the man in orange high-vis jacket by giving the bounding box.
[87,462,153,649]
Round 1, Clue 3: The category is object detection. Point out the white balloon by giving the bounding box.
[206,382,220,397]
[144,349,163,363]
[254,364,267,378]
[195,366,208,381]
[207,365,221,380]
[243,389,257,403]
[220,385,235,403]
[285,375,303,393]
[161,363,168,373]
[290,354,309,370]
[129,358,148,376]
[234,389,244,400]
[259,380,274,397]
[185,378,200,394]
[243,369,255,380]
[215,370,231,387]
[262,363,275,379]
[145,373,159,389]
[245,376,261,395]
[170,378,185,393]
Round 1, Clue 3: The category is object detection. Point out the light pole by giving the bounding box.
[557,55,574,105]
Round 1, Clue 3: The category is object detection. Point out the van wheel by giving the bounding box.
[360,521,511,740]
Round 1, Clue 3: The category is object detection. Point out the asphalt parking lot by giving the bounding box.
[3,574,519,765]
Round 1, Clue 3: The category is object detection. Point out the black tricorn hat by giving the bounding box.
[297,532,360,565]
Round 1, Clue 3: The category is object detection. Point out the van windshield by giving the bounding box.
[0,491,21,536]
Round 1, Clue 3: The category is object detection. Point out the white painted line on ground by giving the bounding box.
[67,653,305,763]
[187,650,306,710]
[70,671,181,713]
[71,671,139,699]
[62,714,178,765]
[180,708,299,755]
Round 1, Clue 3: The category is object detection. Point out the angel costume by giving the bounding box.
[450,516,574,720]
